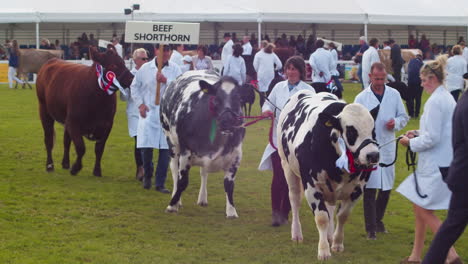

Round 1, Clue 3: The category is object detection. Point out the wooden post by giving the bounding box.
[155,44,165,105]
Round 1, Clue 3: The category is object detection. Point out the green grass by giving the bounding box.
[0,83,466,264]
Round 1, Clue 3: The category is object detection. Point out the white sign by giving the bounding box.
[125,21,200,45]
[98,39,112,48]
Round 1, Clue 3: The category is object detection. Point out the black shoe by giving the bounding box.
[376,222,388,233]
[367,231,377,240]
[143,177,151,189]
[155,186,170,194]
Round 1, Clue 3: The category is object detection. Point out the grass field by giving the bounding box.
[0,83,466,264]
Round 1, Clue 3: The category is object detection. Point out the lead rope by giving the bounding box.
[406,146,428,199]
[239,112,277,150]
[379,136,403,167]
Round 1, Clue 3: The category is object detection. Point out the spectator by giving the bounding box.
[296,35,305,57]
[170,44,184,68]
[120,48,149,181]
[406,54,424,118]
[181,55,193,73]
[357,36,370,89]
[419,34,430,53]
[253,41,282,107]
[397,55,460,264]
[249,33,258,48]
[40,38,52,49]
[221,33,234,70]
[355,62,409,240]
[89,33,98,47]
[389,39,404,82]
[112,37,123,58]
[362,38,380,88]
[328,42,343,97]
[259,56,315,227]
[308,39,334,93]
[383,40,391,50]
[192,45,213,71]
[289,35,296,48]
[242,36,252,56]
[223,43,246,85]
[131,44,182,192]
[408,34,418,49]
[305,34,316,58]
[445,45,467,102]
[7,40,24,89]
[459,41,468,66]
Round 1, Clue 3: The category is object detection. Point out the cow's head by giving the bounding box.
[320,103,379,167]
[199,76,243,133]
[89,44,134,88]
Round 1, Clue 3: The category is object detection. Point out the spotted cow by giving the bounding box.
[277,91,379,260]
[160,70,245,218]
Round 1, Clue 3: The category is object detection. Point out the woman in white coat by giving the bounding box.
[131,46,182,191]
[253,41,282,107]
[397,55,461,264]
[446,45,467,102]
[120,48,149,181]
[354,62,409,239]
[223,43,246,85]
[259,56,315,226]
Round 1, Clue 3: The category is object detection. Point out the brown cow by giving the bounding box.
[36,45,133,176]
[16,49,64,89]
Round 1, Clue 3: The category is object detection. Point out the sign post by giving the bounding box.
[125,21,200,105]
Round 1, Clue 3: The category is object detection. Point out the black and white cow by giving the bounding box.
[277,91,379,260]
[160,70,245,218]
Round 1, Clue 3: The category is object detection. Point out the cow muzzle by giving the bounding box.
[353,138,379,166]
[218,109,243,133]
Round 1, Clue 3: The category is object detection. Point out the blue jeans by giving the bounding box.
[140,148,170,188]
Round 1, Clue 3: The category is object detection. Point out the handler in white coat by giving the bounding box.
[361,38,381,88]
[308,39,333,93]
[253,41,282,107]
[120,48,149,181]
[445,45,467,102]
[258,56,315,226]
[221,33,234,69]
[131,45,182,192]
[354,62,409,239]
[396,56,461,263]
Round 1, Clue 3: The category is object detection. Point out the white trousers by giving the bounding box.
[8,66,23,88]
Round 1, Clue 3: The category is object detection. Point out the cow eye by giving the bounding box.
[345,126,358,146]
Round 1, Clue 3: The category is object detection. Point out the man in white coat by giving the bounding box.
[354,62,409,240]
[131,44,182,192]
[221,33,234,70]
[112,37,123,58]
[120,48,149,181]
[242,36,252,55]
[308,39,334,93]
[169,44,184,68]
[361,38,381,88]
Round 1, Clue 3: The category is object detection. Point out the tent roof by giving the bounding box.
[1,0,467,26]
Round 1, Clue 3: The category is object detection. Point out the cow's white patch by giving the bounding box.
[221,82,236,94]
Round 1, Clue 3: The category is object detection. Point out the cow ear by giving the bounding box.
[369,105,380,121]
[318,112,341,130]
[199,80,216,95]
[89,46,103,63]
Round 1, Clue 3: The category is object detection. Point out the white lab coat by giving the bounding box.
[114,43,123,58]
[170,50,184,68]
[397,86,456,210]
[463,47,468,64]
[446,55,467,92]
[119,67,140,137]
[223,56,246,85]
[258,80,316,171]
[330,49,339,76]
[253,50,283,92]
[309,47,334,83]
[242,42,253,55]
[361,46,380,87]
[221,39,234,68]
[355,85,409,190]
[131,58,182,149]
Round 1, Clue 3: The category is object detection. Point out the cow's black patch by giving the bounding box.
[346,126,358,146]
[224,178,235,205]
[321,94,336,101]
[282,135,290,161]
[350,186,363,201]
[326,179,333,193]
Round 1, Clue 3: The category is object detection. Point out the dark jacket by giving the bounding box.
[8,53,19,68]
[447,91,468,193]
[407,57,423,85]
[391,44,403,67]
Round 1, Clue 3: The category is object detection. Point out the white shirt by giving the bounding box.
[330,49,339,76]
[258,80,315,171]
[446,55,467,92]
[119,67,140,137]
[309,47,334,83]
[114,43,123,58]
[223,56,246,85]
[253,50,283,92]
[131,59,182,149]
[242,42,253,55]
[361,46,381,87]
[170,50,184,68]
[354,85,409,190]
[221,39,234,67]
[383,46,391,50]
[463,47,468,64]
[397,86,455,210]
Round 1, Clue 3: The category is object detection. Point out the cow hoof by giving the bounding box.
[331,244,344,253]
[291,236,303,243]
[46,163,54,172]
[62,161,70,169]
[226,208,238,219]
[197,201,208,207]
[165,205,179,213]
[226,214,238,219]
[317,253,331,261]
[70,164,82,175]
[93,169,102,177]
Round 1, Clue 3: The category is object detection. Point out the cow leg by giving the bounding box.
[166,153,190,213]
[332,192,361,253]
[283,161,303,242]
[39,104,55,172]
[304,187,331,260]
[169,154,182,208]
[93,138,108,177]
[67,126,85,175]
[224,156,240,219]
[62,130,71,169]
[248,103,252,116]
[197,167,208,207]
[326,202,336,244]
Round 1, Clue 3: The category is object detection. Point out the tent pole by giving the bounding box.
[364,23,368,42]
[257,18,262,48]
[36,22,40,49]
